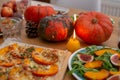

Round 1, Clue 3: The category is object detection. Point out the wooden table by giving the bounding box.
[0,1,120,80]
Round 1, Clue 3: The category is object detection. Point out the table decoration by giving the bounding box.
[24,5,55,38]
[38,14,74,41]
[31,1,69,15]
[0,0,17,17]
[66,30,80,52]
[66,14,80,52]
[75,11,113,44]
[24,1,70,38]
[24,5,55,24]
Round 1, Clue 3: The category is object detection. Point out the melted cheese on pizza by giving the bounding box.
[0,43,61,80]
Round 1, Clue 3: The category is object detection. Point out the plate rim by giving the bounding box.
[68,48,85,80]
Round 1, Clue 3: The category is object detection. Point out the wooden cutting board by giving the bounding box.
[0,41,71,80]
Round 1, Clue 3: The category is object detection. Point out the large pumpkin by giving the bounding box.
[75,12,113,44]
[38,14,74,41]
[24,5,56,24]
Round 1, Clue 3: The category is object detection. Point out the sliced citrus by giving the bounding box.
[32,64,58,76]
[32,49,58,65]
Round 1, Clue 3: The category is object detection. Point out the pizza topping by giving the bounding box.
[0,43,61,79]
[32,49,58,65]
[32,64,58,76]
[25,47,35,53]
[19,47,35,59]
[8,66,35,80]
[0,66,9,80]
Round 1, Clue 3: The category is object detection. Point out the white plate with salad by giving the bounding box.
[68,45,120,80]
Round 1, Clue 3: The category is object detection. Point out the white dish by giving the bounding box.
[31,1,69,14]
[68,46,120,80]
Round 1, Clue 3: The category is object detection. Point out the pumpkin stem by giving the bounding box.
[92,18,98,24]
[37,4,41,6]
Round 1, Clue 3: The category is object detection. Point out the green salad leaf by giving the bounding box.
[95,52,117,71]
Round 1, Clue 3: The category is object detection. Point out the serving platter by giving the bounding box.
[68,45,120,80]
[0,41,71,80]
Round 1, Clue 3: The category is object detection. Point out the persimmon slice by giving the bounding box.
[95,48,120,57]
[84,69,109,80]
[0,58,22,67]
[110,71,120,75]
[22,58,58,76]
[0,43,18,55]
[32,64,58,76]
[84,60,103,68]
[0,62,14,67]
[32,49,58,65]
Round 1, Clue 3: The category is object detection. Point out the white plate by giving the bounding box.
[31,1,69,14]
[68,46,119,80]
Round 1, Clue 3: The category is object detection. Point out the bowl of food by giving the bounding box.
[68,45,120,80]
[0,17,21,41]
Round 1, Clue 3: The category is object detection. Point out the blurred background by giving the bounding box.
[38,0,120,17]
[50,0,120,17]
[1,0,120,17]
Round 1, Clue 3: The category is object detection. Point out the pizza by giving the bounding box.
[0,43,70,80]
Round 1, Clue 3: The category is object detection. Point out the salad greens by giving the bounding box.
[69,45,120,79]
[95,52,117,71]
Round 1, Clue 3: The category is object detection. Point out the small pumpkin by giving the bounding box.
[38,14,74,41]
[75,11,113,44]
[24,5,56,24]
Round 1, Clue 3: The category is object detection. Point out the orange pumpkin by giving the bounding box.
[75,12,113,44]
[24,5,56,24]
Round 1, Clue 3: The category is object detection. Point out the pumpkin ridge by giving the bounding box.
[75,11,113,44]
[100,22,113,39]
[46,7,48,16]
[24,6,55,24]
[94,24,106,43]
[90,25,101,43]
[38,6,40,23]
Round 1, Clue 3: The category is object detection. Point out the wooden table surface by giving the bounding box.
[0,1,120,80]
